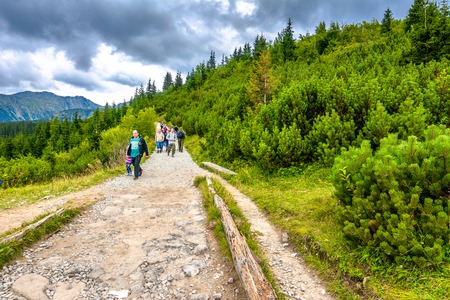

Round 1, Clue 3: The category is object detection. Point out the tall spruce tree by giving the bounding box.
[174,71,183,88]
[207,51,216,70]
[405,0,448,63]
[381,8,394,33]
[242,43,252,60]
[146,78,154,97]
[253,34,268,58]
[162,72,173,91]
[273,18,296,63]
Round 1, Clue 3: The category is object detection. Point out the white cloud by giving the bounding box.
[89,43,171,104]
[236,0,256,17]
[216,26,242,54]
[0,44,174,106]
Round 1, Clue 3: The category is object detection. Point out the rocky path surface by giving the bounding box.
[0,147,334,300]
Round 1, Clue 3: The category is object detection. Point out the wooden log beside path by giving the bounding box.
[0,208,65,245]
[206,177,277,300]
[202,162,237,175]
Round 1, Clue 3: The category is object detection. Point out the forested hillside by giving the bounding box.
[1,0,449,289]
[0,100,158,187]
[138,0,450,271]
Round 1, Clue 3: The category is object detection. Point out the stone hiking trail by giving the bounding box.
[0,147,333,300]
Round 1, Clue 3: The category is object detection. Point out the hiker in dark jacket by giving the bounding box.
[127,130,149,180]
[177,128,185,152]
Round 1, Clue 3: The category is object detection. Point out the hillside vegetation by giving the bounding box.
[147,1,450,298]
[1,1,449,298]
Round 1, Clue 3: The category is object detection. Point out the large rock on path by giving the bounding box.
[12,273,49,300]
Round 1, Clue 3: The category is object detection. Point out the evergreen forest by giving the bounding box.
[1,0,450,298]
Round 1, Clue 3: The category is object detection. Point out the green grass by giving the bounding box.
[187,135,450,300]
[0,167,124,210]
[194,176,231,257]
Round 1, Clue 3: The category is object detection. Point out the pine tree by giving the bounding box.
[32,122,48,158]
[381,8,394,33]
[272,18,297,63]
[242,43,252,60]
[49,117,62,151]
[1,138,14,160]
[405,0,447,63]
[253,34,268,58]
[87,108,102,150]
[174,71,183,88]
[61,118,70,151]
[247,50,276,106]
[146,78,154,97]
[314,21,328,55]
[153,80,157,94]
[162,72,173,91]
[73,112,83,135]
[138,83,145,97]
[207,51,216,70]
[221,53,225,65]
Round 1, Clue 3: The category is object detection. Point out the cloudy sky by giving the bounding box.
[0,0,412,106]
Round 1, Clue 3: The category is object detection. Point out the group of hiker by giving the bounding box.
[155,123,185,155]
[125,124,186,180]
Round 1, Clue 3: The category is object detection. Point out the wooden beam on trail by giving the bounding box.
[202,162,237,175]
[0,208,65,245]
[206,177,277,300]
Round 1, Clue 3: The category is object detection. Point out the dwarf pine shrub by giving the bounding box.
[332,125,450,267]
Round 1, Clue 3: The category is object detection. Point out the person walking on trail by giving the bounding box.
[155,128,165,153]
[125,147,133,175]
[127,130,149,180]
[166,127,177,157]
[163,125,169,151]
[177,128,185,152]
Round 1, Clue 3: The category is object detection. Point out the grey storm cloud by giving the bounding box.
[0,0,412,98]
[53,72,102,92]
[107,74,143,87]
[0,0,411,66]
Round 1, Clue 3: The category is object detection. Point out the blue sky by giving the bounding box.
[0,0,413,105]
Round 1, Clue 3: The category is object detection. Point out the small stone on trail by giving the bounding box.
[108,289,129,298]
[281,232,289,243]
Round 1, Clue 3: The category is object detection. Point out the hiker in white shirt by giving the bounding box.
[166,127,177,157]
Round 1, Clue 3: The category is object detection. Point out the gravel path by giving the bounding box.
[0,147,334,300]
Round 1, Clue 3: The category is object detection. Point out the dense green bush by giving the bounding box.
[332,125,450,267]
[307,110,356,166]
[0,155,53,187]
[359,102,392,149]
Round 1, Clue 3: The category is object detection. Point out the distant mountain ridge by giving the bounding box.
[0,91,102,122]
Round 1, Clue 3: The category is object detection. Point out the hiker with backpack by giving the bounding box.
[127,129,149,180]
[177,128,185,152]
[166,127,177,157]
